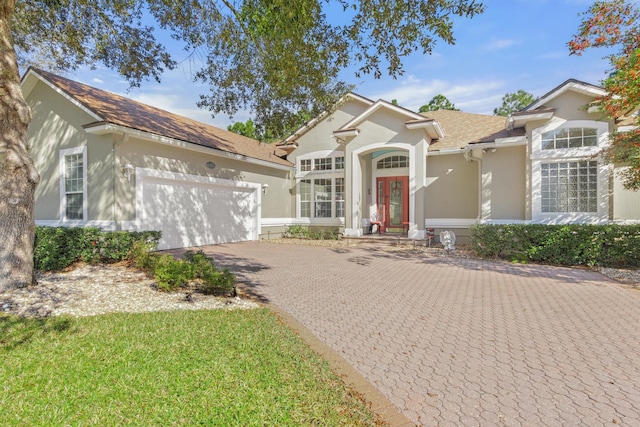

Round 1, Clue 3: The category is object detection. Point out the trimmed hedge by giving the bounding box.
[470,224,640,268]
[34,227,161,271]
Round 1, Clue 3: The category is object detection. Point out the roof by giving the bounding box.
[523,78,607,112]
[25,68,292,168]
[421,110,525,151]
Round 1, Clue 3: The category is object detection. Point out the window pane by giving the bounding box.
[65,154,84,219]
[335,156,344,170]
[66,193,83,219]
[314,158,332,171]
[314,179,332,217]
[299,179,311,217]
[335,178,345,217]
[540,161,598,213]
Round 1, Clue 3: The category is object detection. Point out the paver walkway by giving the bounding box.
[193,241,640,426]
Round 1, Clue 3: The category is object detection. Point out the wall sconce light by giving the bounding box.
[368,188,372,195]
[122,164,135,182]
[262,183,269,194]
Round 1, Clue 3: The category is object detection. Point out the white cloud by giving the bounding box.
[369,76,507,114]
[482,39,518,51]
[92,78,104,84]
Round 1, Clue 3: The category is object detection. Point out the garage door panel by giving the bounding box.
[140,176,258,250]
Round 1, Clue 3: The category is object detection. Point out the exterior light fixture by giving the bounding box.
[262,183,269,194]
[122,164,135,182]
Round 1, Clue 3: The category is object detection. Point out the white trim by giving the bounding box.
[427,148,464,156]
[338,99,426,131]
[531,119,609,160]
[135,168,262,247]
[85,123,293,171]
[507,111,555,129]
[59,146,88,222]
[21,70,103,121]
[295,150,345,178]
[526,81,608,112]
[478,219,528,225]
[405,119,445,139]
[283,92,374,143]
[35,220,116,231]
[425,218,477,228]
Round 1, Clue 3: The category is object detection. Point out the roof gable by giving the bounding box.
[22,68,292,168]
[523,79,607,112]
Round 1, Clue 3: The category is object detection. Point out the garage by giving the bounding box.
[136,169,261,250]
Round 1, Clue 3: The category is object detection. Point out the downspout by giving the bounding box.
[113,133,130,230]
[463,146,482,224]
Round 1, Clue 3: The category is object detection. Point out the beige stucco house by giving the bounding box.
[23,68,640,249]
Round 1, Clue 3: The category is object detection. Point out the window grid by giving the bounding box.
[541,128,597,150]
[377,155,408,169]
[335,156,345,170]
[541,161,598,213]
[65,154,84,219]
[300,159,312,172]
[314,158,332,171]
[335,178,345,218]
[314,178,332,218]
[299,179,311,217]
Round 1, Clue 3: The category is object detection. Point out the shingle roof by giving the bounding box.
[421,110,525,151]
[31,68,292,168]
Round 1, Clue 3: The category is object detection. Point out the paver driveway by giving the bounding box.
[194,241,640,426]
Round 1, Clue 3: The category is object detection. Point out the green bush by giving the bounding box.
[284,225,340,240]
[34,227,161,271]
[184,250,236,295]
[470,224,640,268]
[154,255,195,291]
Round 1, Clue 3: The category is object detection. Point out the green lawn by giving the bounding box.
[0,309,380,426]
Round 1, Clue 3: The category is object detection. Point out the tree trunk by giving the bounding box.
[0,1,39,290]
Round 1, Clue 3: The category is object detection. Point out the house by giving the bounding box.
[279,78,640,240]
[23,68,640,250]
[23,67,295,250]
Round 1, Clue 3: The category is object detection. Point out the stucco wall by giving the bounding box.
[28,80,114,223]
[425,154,478,219]
[116,138,292,222]
[612,166,640,222]
[480,146,526,220]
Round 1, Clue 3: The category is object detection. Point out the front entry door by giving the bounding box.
[376,176,409,233]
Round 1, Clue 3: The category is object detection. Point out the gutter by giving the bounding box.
[86,123,294,172]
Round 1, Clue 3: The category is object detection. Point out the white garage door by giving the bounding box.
[136,169,260,250]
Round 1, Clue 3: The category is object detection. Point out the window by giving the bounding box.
[314,158,332,171]
[60,147,86,221]
[335,178,345,218]
[377,155,408,169]
[335,156,344,170]
[300,159,312,172]
[541,161,598,213]
[300,179,311,217]
[314,179,332,217]
[542,128,597,150]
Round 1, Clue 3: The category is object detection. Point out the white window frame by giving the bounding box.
[59,146,88,223]
[295,150,345,178]
[295,150,346,223]
[531,120,610,223]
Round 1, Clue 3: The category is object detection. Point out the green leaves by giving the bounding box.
[419,94,459,112]
[493,89,537,116]
[570,1,640,190]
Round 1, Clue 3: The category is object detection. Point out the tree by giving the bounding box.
[418,94,459,112]
[3,0,484,289]
[569,0,640,190]
[228,119,260,140]
[493,90,537,116]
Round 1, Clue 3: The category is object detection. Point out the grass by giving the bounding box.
[0,309,380,426]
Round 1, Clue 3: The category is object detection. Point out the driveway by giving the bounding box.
[192,241,640,426]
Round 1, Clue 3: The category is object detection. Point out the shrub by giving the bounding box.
[34,227,161,271]
[184,250,236,295]
[470,224,640,268]
[154,255,195,292]
[284,225,340,240]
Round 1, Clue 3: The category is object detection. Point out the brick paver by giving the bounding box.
[194,242,640,426]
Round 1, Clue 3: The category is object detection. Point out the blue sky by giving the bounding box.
[71,0,613,128]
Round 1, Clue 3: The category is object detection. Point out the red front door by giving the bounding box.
[376,176,409,233]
